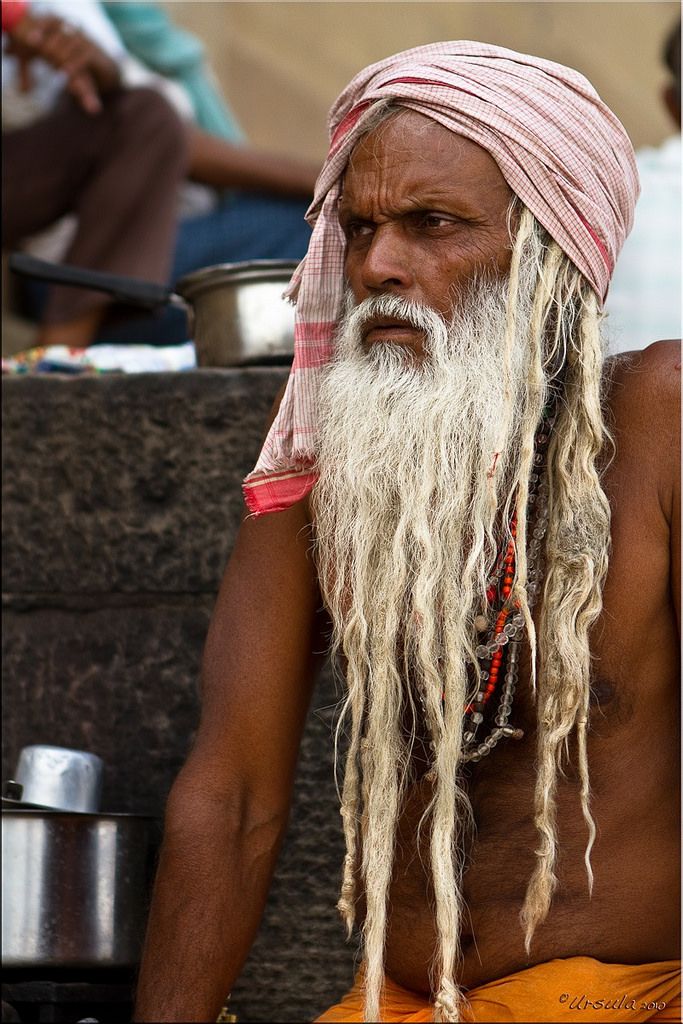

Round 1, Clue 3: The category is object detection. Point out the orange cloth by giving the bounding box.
[316,958,681,1022]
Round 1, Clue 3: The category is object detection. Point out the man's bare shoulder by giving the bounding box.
[604,339,680,518]
[605,338,680,443]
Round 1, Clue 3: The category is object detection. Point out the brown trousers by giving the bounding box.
[2,87,188,324]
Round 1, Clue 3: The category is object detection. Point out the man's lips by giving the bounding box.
[362,318,422,344]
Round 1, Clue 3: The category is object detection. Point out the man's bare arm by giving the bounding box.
[133,484,321,1022]
[606,338,681,632]
[187,127,319,198]
[665,343,681,632]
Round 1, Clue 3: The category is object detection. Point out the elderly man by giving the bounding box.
[133,42,680,1023]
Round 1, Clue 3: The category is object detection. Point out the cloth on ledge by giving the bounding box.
[315,957,681,1023]
[2,341,196,375]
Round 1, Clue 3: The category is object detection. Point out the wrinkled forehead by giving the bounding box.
[344,107,509,186]
[340,107,514,216]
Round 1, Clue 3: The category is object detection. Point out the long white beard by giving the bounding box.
[311,271,550,1022]
[315,279,535,605]
[313,274,544,709]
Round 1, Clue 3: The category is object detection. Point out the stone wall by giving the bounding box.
[2,370,355,1022]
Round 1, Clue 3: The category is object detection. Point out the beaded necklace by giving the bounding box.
[459,399,556,763]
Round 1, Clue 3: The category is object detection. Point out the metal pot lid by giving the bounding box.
[176,258,299,299]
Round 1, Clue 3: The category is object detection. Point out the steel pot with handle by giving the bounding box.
[9,252,298,367]
[1,808,156,968]
[174,260,298,366]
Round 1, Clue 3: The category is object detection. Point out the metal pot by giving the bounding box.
[9,252,298,367]
[2,808,155,968]
[175,261,297,366]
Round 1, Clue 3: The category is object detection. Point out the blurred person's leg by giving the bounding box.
[2,87,187,347]
[94,191,312,346]
[171,191,312,271]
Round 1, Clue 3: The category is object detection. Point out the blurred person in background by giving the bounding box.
[2,0,187,348]
[4,0,318,347]
[95,0,317,346]
[606,18,681,354]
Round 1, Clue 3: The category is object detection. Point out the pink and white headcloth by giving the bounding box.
[243,40,639,516]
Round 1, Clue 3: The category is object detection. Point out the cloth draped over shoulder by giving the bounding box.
[242,40,639,517]
[102,0,244,142]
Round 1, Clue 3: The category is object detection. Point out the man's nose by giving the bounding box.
[357,223,414,295]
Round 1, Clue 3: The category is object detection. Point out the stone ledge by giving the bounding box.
[2,369,288,595]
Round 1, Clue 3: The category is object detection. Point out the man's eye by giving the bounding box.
[417,212,456,229]
[344,221,374,240]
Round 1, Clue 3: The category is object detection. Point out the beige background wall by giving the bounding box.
[166,1,680,162]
